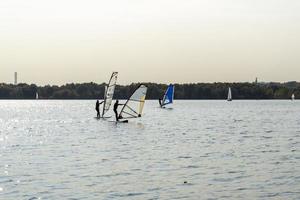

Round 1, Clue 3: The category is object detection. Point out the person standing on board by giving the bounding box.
[113,100,124,121]
[95,100,103,118]
[158,98,162,107]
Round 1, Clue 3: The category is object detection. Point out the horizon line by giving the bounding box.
[1,80,300,87]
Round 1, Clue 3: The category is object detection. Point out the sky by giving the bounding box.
[0,0,300,85]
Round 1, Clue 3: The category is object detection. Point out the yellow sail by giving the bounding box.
[119,84,148,119]
[139,95,146,115]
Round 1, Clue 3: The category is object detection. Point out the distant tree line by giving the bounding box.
[0,82,299,99]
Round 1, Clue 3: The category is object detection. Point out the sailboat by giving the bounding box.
[159,84,175,108]
[291,93,295,101]
[36,92,39,100]
[118,84,148,122]
[227,87,232,101]
[101,72,118,118]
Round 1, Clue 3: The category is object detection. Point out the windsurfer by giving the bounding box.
[158,98,162,107]
[95,100,103,118]
[113,100,124,121]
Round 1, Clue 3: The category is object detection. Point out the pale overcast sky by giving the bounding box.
[0,0,299,85]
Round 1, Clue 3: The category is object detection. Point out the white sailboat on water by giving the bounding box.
[291,93,295,101]
[227,87,232,101]
[36,92,39,100]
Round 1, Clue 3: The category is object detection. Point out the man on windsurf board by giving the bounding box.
[113,100,124,121]
[95,100,104,118]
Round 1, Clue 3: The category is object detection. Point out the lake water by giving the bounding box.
[0,100,299,200]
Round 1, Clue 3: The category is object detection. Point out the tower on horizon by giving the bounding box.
[14,72,17,85]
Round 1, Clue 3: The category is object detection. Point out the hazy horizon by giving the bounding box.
[1,0,300,85]
[2,79,300,87]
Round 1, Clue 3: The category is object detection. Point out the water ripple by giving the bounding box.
[0,100,299,199]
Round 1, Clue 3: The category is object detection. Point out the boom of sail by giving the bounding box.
[118,84,148,119]
[160,84,174,107]
[101,72,118,117]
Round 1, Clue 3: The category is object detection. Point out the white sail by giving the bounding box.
[102,72,118,117]
[36,92,39,100]
[119,84,147,119]
[292,93,295,100]
[227,87,232,101]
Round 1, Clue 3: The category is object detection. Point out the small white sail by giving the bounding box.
[291,93,295,100]
[36,92,39,100]
[227,87,232,101]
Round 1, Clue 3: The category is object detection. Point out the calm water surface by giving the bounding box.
[0,100,299,200]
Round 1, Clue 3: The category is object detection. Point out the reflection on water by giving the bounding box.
[0,100,299,199]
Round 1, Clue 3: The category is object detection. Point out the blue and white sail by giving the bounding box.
[161,84,175,107]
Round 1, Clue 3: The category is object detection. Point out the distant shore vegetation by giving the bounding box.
[0,82,299,99]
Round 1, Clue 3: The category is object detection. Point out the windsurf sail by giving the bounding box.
[161,84,174,107]
[227,87,232,101]
[118,84,148,119]
[292,93,295,100]
[101,72,118,117]
[36,92,39,100]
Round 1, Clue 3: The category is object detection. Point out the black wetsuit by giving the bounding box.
[95,101,103,118]
[113,102,119,121]
[159,99,162,107]
[96,101,100,118]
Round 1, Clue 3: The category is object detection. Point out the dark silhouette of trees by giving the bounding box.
[0,82,299,99]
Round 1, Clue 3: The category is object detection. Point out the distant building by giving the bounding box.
[255,77,258,84]
[14,72,17,85]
